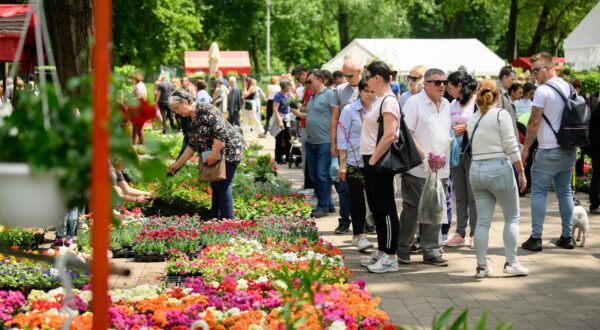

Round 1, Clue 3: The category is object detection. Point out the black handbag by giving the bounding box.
[373,96,422,174]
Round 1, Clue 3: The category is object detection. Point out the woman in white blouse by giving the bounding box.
[467,79,528,278]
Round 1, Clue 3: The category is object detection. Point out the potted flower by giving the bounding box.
[0,75,141,228]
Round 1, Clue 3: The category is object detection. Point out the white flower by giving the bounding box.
[257,276,269,283]
[273,280,287,290]
[227,307,241,316]
[211,281,220,288]
[237,279,248,291]
[328,320,347,330]
[8,127,18,136]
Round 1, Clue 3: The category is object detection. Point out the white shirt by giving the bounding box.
[134,81,147,100]
[403,90,451,179]
[296,86,305,101]
[532,77,570,149]
[450,96,476,125]
[267,84,281,100]
[514,99,533,116]
[360,95,400,156]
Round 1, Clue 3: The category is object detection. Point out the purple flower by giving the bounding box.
[428,153,447,173]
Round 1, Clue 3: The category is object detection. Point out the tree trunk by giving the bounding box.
[528,2,550,55]
[45,0,94,87]
[337,1,349,50]
[506,0,518,61]
[250,34,260,73]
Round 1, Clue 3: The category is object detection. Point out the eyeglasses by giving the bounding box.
[531,67,547,75]
[426,80,448,86]
[407,75,422,82]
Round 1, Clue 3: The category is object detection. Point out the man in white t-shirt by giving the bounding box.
[521,52,577,252]
[398,68,451,267]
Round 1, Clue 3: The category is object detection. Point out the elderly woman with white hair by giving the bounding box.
[167,88,245,220]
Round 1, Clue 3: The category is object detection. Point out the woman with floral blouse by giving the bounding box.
[167,89,245,219]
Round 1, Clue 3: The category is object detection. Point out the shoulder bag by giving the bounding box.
[374,96,422,175]
[198,150,226,182]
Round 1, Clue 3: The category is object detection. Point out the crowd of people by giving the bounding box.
[95,51,599,278]
[261,51,598,277]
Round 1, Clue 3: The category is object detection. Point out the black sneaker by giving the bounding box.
[365,225,376,234]
[423,256,449,267]
[329,207,336,214]
[521,236,542,252]
[334,224,350,234]
[555,236,575,249]
[310,209,328,218]
[409,237,422,254]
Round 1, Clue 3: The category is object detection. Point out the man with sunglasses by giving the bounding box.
[329,59,363,233]
[399,65,427,109]
[398,68,452,267]
[521,52,577,251]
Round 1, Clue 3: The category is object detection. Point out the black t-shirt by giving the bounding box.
[157,81,172,106]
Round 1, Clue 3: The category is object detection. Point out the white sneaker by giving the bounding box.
[351,236,359,247]
[357,238,373,252]
[474,265,493,278]
[504,262,529,276]
[468,236,475,249]
[360,251,382,267]
[367,254,400,273]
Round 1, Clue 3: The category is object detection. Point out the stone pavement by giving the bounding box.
[108,134,600,329]
[265,135,600,330]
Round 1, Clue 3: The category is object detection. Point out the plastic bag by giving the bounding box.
[418,172,447,225]
[330,157,339,182]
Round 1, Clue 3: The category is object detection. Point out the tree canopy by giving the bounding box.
[108,0,598,74]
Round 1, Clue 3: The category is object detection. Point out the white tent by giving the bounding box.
[564,2,600,71]
[322,38,505,77]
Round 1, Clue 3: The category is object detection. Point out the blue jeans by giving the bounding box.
[305,141,333,212]
[210,160,239,219]
[531,147,577,239]
[333,180,351,225]
[470,159,520,266]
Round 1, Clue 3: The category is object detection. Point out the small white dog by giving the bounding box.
[572,202,589,247]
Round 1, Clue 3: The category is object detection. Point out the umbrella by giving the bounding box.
[208,42,220,76]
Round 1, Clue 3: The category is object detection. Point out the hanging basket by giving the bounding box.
[0,163,66,228]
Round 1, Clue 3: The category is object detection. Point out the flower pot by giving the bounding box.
[0,163,66,228]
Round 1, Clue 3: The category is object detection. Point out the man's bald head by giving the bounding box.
[342,58,362,86]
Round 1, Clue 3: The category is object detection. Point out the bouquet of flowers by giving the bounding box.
[418,153,447,225]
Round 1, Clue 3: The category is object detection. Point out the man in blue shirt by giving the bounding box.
[305,70,335,218]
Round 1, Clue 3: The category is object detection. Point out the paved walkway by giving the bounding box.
[266,135,600,330]
[109,134,600,329]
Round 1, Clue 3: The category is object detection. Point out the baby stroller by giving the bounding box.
[288,138,302,168]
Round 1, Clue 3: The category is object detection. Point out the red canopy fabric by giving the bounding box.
[511,56,564,72]
[184,51,252,76]
[0,4,39,62]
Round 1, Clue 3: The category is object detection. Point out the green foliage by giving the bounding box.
[0,227,45,249]
[113,0,201,73]
[405,307,514,330]
[573,71,600,95]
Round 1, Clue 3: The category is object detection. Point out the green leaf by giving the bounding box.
[475,309,489,330]
[448,310,469,330]
[139,158,167,182]
[433,308,455,330]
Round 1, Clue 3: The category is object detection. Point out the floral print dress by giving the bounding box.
[187,103,245,162]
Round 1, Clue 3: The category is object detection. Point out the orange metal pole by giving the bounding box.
[91,0,111,328]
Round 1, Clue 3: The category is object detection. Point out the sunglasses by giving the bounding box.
[426,80,448,86]
[306,79,313,85]
[407,75,422,82]
[531,67,547,75]
[343,73,354,78]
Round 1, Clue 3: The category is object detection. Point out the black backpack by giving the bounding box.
[542,82,590,148]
